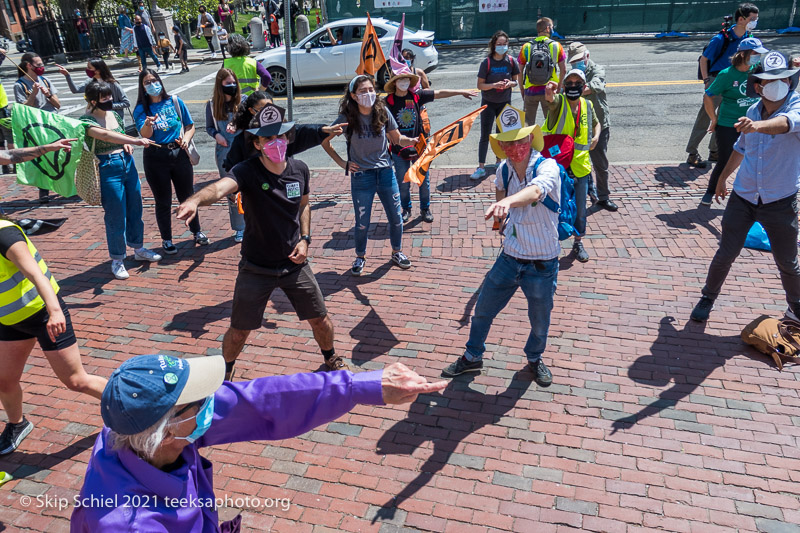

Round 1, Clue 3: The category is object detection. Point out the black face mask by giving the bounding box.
[564,84,584,100]
[96,101,114,111]
[222,84,238,96]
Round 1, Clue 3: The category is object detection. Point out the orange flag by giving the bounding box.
[405,106,486,185]
[356,14,386,76]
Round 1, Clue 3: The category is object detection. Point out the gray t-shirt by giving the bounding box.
[14,76,58,112]
[334,111,398,170]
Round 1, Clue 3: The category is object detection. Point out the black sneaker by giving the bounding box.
[194,231,210,246]
[573,241,590,263]
[529,360,553,387]
[687,153,708,168]
[442,356,483,377]
[700,193,713,206]
[708,151,718,162]
[691,296,715,322]
[401,209,411,223]
[391,251,411,269]
[421,209,434,223]
[162,240,178,255]
[0,419,34,456]
[596,199,618,212]
[351,257,366,276]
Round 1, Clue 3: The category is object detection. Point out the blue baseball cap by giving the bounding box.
[102,354,225,435]
[738,37,769,54]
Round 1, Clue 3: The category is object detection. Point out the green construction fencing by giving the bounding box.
[324,0,798,41]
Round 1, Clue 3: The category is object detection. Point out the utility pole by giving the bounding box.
[284,0,293,119]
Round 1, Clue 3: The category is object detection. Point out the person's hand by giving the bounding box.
[288,239,308,264]
[215,133,228,147]
[545,80,558,98]
[493,80,507,90]
[707,118,717,134]
[144,115,157,128]
[46,307,67,343]
[177,136,189,150]
[381,363,448,404]
[462,90,479,99]
[31,82,41,96]
[590,135,599,151]
[45,138,78,152]
[322,123,346,136]
[735,116,759,134]
[582,85,592,96]
[123,144,134,155]
[715,177,728,204]
[55,64,69,76]
[226,122,237,134]
[176,200,199,225]
[0,48,6,56]
[135,137,153,147]
[485,197,514,220]
[347,161,360,173]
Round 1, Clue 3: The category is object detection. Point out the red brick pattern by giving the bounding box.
[0,163,799,532]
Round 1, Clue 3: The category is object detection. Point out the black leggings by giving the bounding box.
[143,146,200,240]
[204,35,215,52]
[478,100,508,164]
[706,125,740,196]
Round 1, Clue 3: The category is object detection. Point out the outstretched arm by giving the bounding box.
[0,139,78,165]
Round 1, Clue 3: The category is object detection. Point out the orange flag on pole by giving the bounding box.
[405,106,486,185]
[356,14,386,76]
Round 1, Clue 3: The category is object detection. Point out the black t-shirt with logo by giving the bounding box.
[384,89,435,155]
[231,156,310,269]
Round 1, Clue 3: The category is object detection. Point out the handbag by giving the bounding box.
[173,95,200,165]
[744,222,771,251]
[741,315,800,370]
[75,137,102,206]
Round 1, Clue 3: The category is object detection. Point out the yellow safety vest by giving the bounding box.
[522,37,561,89]
[543,96,593,178]
[224,56,260,95]
[0,84,8,108]
[0,220,60,326]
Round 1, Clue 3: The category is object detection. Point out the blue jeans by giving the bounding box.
[350,166,403,257]
[466,253,558,364]
[573,173,589,236]
[98,152,145,260]
[390,154,430,211]
[214,129,245,232]
[138,46,161,70]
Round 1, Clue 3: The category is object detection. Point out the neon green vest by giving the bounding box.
[0,84,8,108]
[543,96,593,178]
[0,220,60,326]
[224,56,259,94]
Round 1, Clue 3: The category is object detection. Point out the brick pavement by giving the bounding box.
[0,161,799,532]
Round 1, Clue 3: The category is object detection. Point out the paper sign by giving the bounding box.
[375,0,412,7]
[479,1,508,13]
[496,104,524,133]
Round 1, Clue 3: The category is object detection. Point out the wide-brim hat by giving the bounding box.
[246,103,296,137]
[490,124,544,160]
[566,42,587,64]
[102,354,225,435]
[384,71,420,93]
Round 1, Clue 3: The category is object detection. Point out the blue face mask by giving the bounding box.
[572,60,586,72]
[173,395,214,444]
[748,54,761,66]
[145,82,162,96]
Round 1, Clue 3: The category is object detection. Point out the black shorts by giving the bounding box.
[0,294,77,351]
[231,259,327,330]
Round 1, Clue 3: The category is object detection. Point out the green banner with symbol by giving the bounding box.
[11,105,86,198]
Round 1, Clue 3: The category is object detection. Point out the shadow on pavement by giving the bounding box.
[435,172,485,193]
[0,433,97,481]
[653,164,709,188]
[371,370,533,523]
[656,204,725,239]
[611,316,763,434]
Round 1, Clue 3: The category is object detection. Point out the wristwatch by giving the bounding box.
[300,234,312,244]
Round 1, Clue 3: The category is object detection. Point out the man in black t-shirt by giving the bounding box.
[383,70,477,223]
[177,105,345,379]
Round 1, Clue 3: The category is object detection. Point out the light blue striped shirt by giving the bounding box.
[732,91,800,204]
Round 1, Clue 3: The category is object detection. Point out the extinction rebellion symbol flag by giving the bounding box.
[12,105,86,198]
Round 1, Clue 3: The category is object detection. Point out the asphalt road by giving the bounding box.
[4,34,800,175]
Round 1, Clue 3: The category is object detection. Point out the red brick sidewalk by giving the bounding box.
[0,162,799,532]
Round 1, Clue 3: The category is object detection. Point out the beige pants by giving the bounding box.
[523,93,548,125]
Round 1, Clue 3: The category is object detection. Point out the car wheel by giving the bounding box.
[268,66,289,96]
[376,65,391,91]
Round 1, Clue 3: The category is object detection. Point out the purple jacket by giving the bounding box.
[71,370,384,532]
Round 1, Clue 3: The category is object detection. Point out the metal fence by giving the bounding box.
[25,12,123,62]
[325,0,798,41]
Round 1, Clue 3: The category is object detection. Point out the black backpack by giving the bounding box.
[697,29,752,79]
[524,39,554,86]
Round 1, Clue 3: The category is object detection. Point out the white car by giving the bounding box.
[255,17,438,95]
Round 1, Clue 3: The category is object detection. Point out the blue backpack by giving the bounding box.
[500,157,578,241]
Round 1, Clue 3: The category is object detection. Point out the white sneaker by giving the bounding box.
[111,260,129,280]
[134,247,162,262]
[470,167,487,180]
[211,52,217,59]
[233,230,244,243]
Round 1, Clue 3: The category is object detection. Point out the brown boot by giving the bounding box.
[324,355,350,371]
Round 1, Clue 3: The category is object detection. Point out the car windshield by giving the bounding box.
[383,20,420,33]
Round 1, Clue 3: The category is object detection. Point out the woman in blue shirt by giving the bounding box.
[134,70,208,255]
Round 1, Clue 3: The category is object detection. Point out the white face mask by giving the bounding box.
[396,79,411,91]
[356,92,376,107]
[761,79,790,102]
[746,19,758,30]
[495,44,508,55]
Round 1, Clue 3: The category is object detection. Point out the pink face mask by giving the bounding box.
[503,142,530,163]
[262,138,287,163]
